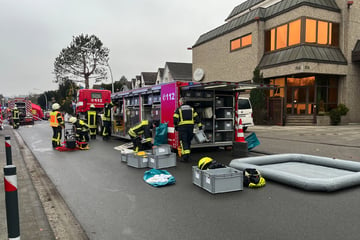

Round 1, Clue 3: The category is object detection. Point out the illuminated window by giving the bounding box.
[318,21,328,44]
[305,19,317,43]
[265,18,339,52]
[289,19,301,46]
[230,39,240,51]
[230,33,252,52]
[242,34,252,47]
[276,24,288,49]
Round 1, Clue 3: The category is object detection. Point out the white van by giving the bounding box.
[237,97,254,131]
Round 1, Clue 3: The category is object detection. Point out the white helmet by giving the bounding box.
[52,103,60,110]
[69,117,77,124]
[90,104,95,109]
[13,107,18,110]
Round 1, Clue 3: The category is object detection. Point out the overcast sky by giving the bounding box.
[1,0,245,97]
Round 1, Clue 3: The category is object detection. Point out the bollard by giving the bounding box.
[5,136,12,165]
[4,165,20,240]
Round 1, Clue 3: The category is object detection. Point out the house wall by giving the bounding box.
[193,22,259,82]
[192,1,360,123]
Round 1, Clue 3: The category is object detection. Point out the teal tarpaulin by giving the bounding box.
[144,168,175,187]
[245,132,260,150]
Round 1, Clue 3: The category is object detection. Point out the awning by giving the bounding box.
[352,40,360,62]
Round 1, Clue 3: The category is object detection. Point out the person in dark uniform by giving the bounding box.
[49,103,65,148]
[87,104,97,139]
[11,107,20,129]
[102,102,114,140]
[128,120,157,152]
[69,116,89,149]
[173,98,202,162]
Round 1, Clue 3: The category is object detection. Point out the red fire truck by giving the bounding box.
[8,97,34,125]
[110,81,259,150]
[75,89,112,119]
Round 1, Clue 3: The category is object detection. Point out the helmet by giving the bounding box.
[198,157,213,170]
[90,104,95,109]
[179,97,185,105]
[52,103,60,110]
[13,107,18,110]
[69,117,77,124]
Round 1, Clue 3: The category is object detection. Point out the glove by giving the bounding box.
[199,126,203,131]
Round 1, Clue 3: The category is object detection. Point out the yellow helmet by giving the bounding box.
[137,151,146,156]
[198,157,213,170]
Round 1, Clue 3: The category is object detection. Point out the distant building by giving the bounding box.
[192,0,360,125]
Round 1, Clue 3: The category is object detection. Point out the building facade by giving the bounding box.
[192,0,360,125]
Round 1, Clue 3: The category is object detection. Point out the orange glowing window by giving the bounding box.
[230,34,252,52]
[271,29,275,51]
[231,39,241,51]
[242,34,252,47]
[318,21,328,44]
[276,24,288,49]
[305,19,317,43]
[289,19,301,46]
[329,23,332,45]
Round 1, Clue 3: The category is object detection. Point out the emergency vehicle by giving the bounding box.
[0,103,3,130]
[8,97,34,125]
[110,81,260,150]
[75,89,112,119]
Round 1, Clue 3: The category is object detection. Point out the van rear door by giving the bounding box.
[237,97,254,128]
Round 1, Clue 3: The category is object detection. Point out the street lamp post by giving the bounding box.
[106,59,114,93]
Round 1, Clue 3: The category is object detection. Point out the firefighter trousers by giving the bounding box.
[178,125,194,162]
[52,126,62,148]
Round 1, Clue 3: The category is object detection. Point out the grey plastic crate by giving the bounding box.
[152,144,171,156]
[127,153,149,168]
[201,167,243,194]
[148,153,176,169]
[192,166,203,187]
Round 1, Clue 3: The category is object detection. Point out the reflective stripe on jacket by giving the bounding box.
[173,105,202,127]
[128,120,152,142]
[50,111,64,127]
[87,111,97,128]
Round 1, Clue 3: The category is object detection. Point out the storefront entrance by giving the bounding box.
[286,77,315,115]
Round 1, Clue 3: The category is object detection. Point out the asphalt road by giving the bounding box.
[16,122,360,240]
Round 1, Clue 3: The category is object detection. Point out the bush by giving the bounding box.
[329,109,341,125]
[329,104,349,125]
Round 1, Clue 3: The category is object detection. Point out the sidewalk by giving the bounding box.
[0,127,55,239]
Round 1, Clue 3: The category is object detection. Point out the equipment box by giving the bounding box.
[194,129,207,143]
[127,153,149,168]
[217,121,233,130]
[216,109,233,118]
[192,166,203,187]
[201,167,243,194]
[152,144,171,156]
[120,149,134,162]
[148,153,176,169]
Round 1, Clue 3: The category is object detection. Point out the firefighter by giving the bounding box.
[69,116,89,149]
[128,119,157,152]
[11,107,20,129]
[49,103,65,148]
[102,101,114,140]
[87,104,97,139]
[173,98,202,162]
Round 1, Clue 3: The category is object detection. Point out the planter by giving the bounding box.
[316,115,330,126]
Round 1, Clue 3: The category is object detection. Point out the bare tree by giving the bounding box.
[54,34,110,89]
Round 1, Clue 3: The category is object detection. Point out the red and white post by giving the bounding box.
[232,92,248,157]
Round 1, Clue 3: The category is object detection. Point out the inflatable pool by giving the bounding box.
[230,154,360,192]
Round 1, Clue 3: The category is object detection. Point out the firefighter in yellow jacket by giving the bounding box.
[11,106,20,129]
[173,98,202,162]
[128,120,156,152]
[49,103,65,148]
[69,116,89,149]
[102,101,114,140]
[87,104,97,139]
